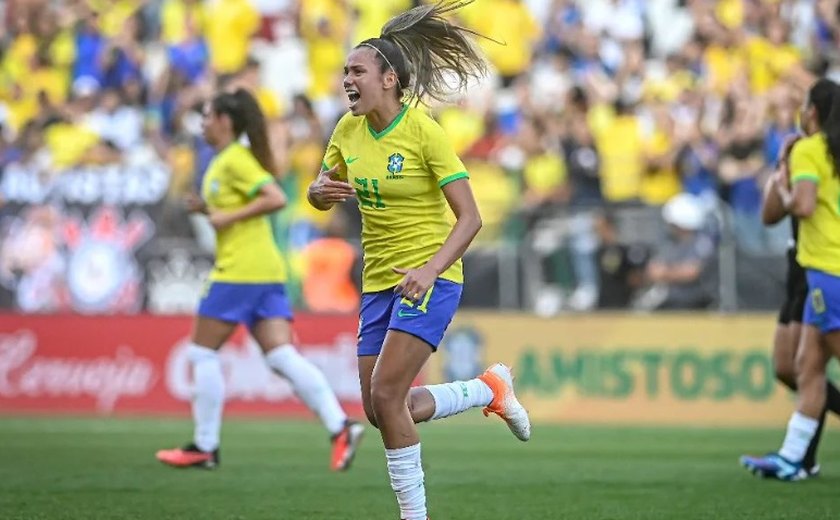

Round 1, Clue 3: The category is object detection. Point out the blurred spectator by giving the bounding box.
[519,115,568,221]
[590,97,644,204]
[301,222,360,314]
[161,0,205,46]
[641,101,683,206]
[204,0,260,75]
[718,94,788,254]
[464,0,541,87]
[2,122,52,183]
[637,193,717,311]
[0,205,66,313]
[349,0,411,44]
[85,87,144,151]
[675,118,719,202]
[562,107,601,208]
[165,8,208,85]
[594,210,648,309]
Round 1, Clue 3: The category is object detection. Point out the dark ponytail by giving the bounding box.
[356,0,495,105]
[808,78,840,178]
[211,88,276,175]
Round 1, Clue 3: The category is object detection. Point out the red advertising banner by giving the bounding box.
[0,314,364,417]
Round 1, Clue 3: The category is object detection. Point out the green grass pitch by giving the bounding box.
[0,417,837,519]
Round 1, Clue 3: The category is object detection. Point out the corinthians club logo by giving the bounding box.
[64,206,154,313]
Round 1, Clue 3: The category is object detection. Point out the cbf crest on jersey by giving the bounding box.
[387,153,404,179]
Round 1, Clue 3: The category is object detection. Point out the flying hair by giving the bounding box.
[359,0,498,105]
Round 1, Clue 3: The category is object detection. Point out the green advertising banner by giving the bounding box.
[430,313,839,426]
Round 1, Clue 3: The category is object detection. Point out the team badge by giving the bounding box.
[812,288,826,314]
[387,153,404,174]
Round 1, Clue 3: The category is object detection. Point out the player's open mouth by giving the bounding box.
[346,89,360,107]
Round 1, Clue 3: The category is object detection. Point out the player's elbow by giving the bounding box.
[761,205,783,225]
[790,198,815,219]
[267,191,287,212]
[464,212,482,236]
[473,214,483,233]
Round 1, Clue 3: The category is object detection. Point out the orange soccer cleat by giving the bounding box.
[156,443,219,469]
[330,420,365,471]
[478,363,532,441]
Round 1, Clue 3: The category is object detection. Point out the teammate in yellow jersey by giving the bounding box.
[755,132,840,478]
[307,2,530,519]
[742,79,840,480]
[156,88,363,472]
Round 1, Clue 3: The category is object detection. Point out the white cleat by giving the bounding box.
[478,363,531,441]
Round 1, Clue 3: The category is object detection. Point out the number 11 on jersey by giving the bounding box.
[354,177,385,208]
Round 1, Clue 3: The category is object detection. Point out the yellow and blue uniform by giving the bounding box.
[790,133,840,333]
[198,143,292,327]
[322,105,467,354]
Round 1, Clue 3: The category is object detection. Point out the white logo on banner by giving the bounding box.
[146,249,213,314]
[166,334,362,402]
[0,161,170,206]
[0,330,157,412]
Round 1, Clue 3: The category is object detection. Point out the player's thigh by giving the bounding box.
[822,329,840,360]
[803,270,840,361]
[194,281,254,348]
[358,354,378,425]
[370,330,433,407]
[795,324,831,382]
[250,318,294,353]
[192,316,238,350]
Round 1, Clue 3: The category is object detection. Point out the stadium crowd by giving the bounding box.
[1,0,838,314]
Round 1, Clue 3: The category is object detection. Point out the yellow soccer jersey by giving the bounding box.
[790,134,840,276]
[322,106,468,292]
[202,143,287,283]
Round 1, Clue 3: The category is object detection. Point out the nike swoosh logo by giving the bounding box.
[346,156,359,164]
[397,309,421,318]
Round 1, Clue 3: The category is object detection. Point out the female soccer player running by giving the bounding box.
[156,88,364,471]
[307,2,531,518]
[758,134,840,476]
[742,78,840,480]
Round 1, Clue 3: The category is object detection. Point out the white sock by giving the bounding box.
[386,444,426,520]
[265,344,347,435]
[188,344,225,452]
[779,411,820,462]
[424,378,493,420]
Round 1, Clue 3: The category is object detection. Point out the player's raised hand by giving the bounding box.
[307,164,356,209]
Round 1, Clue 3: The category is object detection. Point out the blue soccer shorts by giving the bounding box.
[197,282,294,330]
[357,278,463,356]
[803,269,840,334]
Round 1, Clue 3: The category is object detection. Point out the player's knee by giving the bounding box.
[370,381,403,417]
[794,356,826,393]
[795,349,821,380]
[362,403,379,429]
[774,362,796,390]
